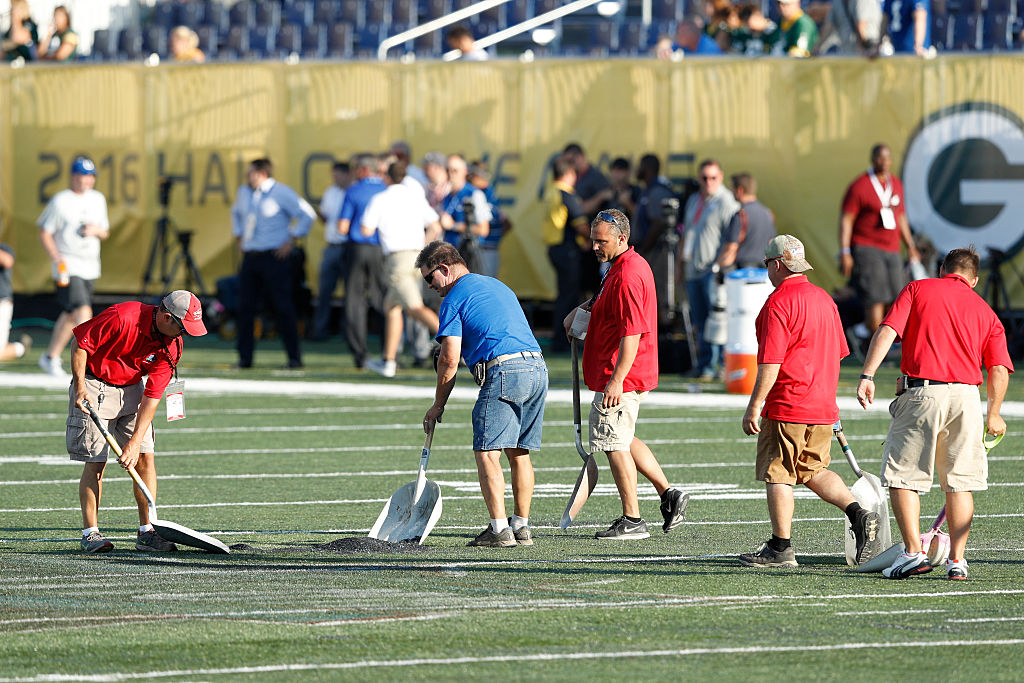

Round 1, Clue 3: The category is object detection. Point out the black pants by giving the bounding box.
[548,241,582,353]
[237,250,302,366]
[344,242,386,365]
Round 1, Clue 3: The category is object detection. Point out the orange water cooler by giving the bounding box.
[724,268,773,395]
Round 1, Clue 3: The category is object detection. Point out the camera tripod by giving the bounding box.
[140,179,207,298]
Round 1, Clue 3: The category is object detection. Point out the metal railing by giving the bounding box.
[377,0,514,61]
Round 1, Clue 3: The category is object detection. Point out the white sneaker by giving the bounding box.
[882,551,933,579]
[39,354,69,378]
[366,358,397,378]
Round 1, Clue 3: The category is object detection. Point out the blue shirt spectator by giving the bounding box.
[231,177,315,252]
[884,0,930,54]
[441,184,492,246]
[339,176,386,245]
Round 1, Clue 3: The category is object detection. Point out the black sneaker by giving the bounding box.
[660,489,690,533]
[136,530,177,552]
[852,508,881,564]
[508,518,533,546]
[595,516,650,540]
[467,526,517,547]
[739,541,798,567]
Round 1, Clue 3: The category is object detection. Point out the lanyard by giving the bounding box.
[152,308,182,381]
[867,169,892,208]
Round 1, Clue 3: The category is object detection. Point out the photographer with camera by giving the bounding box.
[36,156,109,379]
[632,154,678,330]
[439,155,491,274]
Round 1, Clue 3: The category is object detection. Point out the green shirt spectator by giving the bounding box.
[771,0,819,57]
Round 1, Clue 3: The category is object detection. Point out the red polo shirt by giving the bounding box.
[756,275,849,424]
[841,171,906,253]
[582,247,659,392]
[883,273,1014,385]
[73,302,182,399]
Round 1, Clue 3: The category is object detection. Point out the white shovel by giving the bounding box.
[834,421,891,566]
[368,421,443,544]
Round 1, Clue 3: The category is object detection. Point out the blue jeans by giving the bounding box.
[686,272,720,374]
[472,357,548,451]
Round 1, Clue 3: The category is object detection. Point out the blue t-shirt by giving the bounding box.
[339,177,386,245]
[884,0,930,53]
[441,184,476,246]
[437,273,541,367]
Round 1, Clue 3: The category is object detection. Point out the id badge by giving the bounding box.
[880,207,896,230]
[243,213,257,245]
[570,308,591,340]
[165,380,186,422]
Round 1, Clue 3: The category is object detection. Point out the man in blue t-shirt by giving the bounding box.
[338,155,387,368]
[884,0,930,55]
[417,241,547,548]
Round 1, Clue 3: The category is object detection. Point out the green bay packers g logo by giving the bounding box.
[902,102,1024,257]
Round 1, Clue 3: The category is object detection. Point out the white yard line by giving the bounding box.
[2,639,1024,681]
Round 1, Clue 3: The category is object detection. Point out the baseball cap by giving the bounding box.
[161,290,207,336]
[71,156,97,176]
[765,234,813,272]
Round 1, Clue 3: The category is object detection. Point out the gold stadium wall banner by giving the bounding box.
[1,57,1023,305]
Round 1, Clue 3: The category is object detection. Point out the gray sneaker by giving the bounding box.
[81,531,113,553]
[739,541,798,567]
[467,526,517,547]
[660,488,690,533]
[136,530,177,552]
[595,516,650,540]
[508,519,533,546]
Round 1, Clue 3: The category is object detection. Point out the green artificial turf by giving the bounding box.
[1,337,1022,681]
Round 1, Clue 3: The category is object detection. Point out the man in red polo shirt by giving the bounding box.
[857,246,1011,580]
[68,290,207,553]
[838,143,921,339]
[740,235,881,567]
[563,208,689,540]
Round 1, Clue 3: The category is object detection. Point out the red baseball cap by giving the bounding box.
[161,290,207,336]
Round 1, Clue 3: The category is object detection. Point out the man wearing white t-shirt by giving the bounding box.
[361,161,442,377]
[37,156,109,378]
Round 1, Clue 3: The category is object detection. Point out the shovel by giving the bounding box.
[83,400,230,554]
[834,421,891,566]
[368,421,442,544]
[559,337,599,529]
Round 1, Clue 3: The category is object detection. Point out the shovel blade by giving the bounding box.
[368,479,442,544]
[560,455,599,529]
[855,541,905,573]
[153,519,230,554]
[844,472,892,566]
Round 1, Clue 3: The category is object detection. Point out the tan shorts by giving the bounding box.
[755,419,832,485]
[881,383,987,493]
[589,390,648,452]
[385,250,424,310]
[66,377,155,463]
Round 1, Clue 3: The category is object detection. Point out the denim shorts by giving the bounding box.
[472,357,548,452]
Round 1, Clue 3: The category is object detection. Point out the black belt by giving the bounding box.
[85,372,135,388]
[906,378,948,388]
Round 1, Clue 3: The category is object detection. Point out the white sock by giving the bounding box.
[83,526,99,538]
[11,341,25,358]
[491,517,509,533]
[139,524,154,534]
[510,515,528,530]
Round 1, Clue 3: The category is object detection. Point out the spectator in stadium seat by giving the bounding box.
[542,156,588,354]
[446,25,488,61]
[655,15,723,59]
[838,143,920,343]
[170,26,205,63]
[882,0,931,56]
[740,235,880,568]
[311,161,351,341]
[678,158,739,381]
[632,154,676,330]
[716,172,777,271]
[419,241,547,548]
[730,3,777,55]
[770,0,819,57]
[231,157,315,369]
[338,155,388,369]
[815,0,884,55]
[38,6,78,61]
[2,0,38,62]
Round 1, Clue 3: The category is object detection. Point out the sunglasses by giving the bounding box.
[423,265,444,285]
[168,312,186,334]
[597,211,620,227]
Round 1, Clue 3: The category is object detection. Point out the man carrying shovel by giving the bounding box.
[67,291,206,553]
[857,246,1011,580]
[418,241,547,548]
[740,236,880,567]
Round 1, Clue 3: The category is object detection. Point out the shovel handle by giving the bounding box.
[570,339,590,462]
[82,399,152,504]
[413,420,435,504]
[833,421,864,478]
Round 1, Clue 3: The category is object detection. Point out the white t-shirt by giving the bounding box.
[361,184,439,256]
[37,188,109,280]
[319,185,346,244]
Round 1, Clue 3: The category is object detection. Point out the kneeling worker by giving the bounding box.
[69,291,207,553]
[419,241,547,547]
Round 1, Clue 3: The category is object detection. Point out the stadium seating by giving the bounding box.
[82,0,1022,63]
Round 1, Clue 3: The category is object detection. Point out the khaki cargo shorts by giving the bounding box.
[589,390,648,452]
[385,250,425,310]
[67,376,155,463]
[755,419,833,485]
[881,383,987,493]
